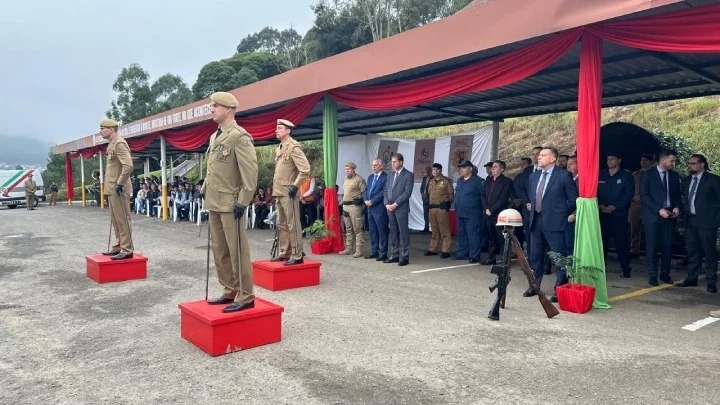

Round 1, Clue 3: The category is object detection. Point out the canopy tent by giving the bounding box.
[55,0,720,309]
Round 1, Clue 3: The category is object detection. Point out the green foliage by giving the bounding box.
[302,219,335,243]
[43,149,100,190]
[654,130,693,177]
[150,74,192,115]
[107,63,154,123]
[236,27,309,71]
[547,252,603,286]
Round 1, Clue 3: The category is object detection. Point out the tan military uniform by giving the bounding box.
[428,175,454,253]
[340,173,367,257]
[202,122,258,305]
[24,178,37,210]
[272,137,310,260]
[104,136,134,253]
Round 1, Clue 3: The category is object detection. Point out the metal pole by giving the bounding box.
[160,136,168,220]
[98,152,105,209]
[80,157,86,208]
[491,121,501,160]
[144,157,150,178]
[198,153,203,179]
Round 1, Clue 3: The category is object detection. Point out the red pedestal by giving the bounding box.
[178,298,283,356]
[86,254,148,283]
[449,210,457,236]
[252,259,321,291]
[555,283,596,314]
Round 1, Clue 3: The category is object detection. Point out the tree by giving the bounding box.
[305,1,373,60]
[43,149,100,190]
[150,74,192,115]
[106,64,154,123]
[192,61,238,100]
[236,27,310,71]
[15,164,23,170]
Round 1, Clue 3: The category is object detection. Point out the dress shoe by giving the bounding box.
[398,259,409,266]
[207,296,235,305]
[423,251,438,256]
[708,284,718,293]
[469,258,479,264]
[676,279,698,287]
[480,257,497,265]
[440,252,451,259]
[550,295,558,303]
[365,253,379,260]
[102,250,121,256]
[620,271,631,278]
[383,257,399,263]
[110,251,133,260]
[660,275,673,284]
[284,258,304,266]
[648,278,659,287]
[451,255,468,260]
[270,256,289,262]
[523,287,537,298]
[221,301,255,313]
[376,255,388,262]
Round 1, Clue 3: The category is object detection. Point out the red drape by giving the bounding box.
[589,3,720,53]
[323,187,344,253]
[160,121,216,151]
[238,93,323,140]
[64,153,74,201]
[126,133,159,151]
[575,32,603,198]
[327,28,582,110]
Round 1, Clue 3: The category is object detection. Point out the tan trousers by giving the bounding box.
[210,211,254,304]
[49,192,57,205]
[108,193,133,253]
[342,205,365,253]
[25,195,34,210]
[429,208,451,253]
[276,196,304,260]
[629,201,642,254]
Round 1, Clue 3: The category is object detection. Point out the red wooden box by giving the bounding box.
[178,298,283,356]
[555,283,596,314]
[86,253,148,284]
[252,259,321,291]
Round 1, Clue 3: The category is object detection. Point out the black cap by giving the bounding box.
[484,161,493,168]
[432,163,442,170]
[641,154,654,160]
[457,160,473,168]
[606,151,621,158]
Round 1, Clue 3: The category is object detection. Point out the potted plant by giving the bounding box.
[304,219,335,255]
[547,252,604,314]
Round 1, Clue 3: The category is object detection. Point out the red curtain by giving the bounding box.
[239,93,323,140]
[327,28,582,110]
[65,153,74,201]
[589,3,720,53]
[126,133,159,151]
[575,32,603,198]
[160,121,216,151]
[323,187,344,253]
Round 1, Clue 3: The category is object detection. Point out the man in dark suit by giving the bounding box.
[640,149,682,286]
[676,154,720,293]
[364,159,389,261]
[598,152,635,278]
[384,153,414,266]
[481,160,515,265]
[565,155,579,256]
[524,147,578,300]
[515,147,543,259]
[453,160,485,262]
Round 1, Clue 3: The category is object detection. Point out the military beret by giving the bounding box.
[457,160,473,168]
[277,119,295,128]
[100,118,119,128]
[345,162,357,169]
[28,173,34,176]
[432,163,442,170]
[484,161,494,168]
[210,92,238,108]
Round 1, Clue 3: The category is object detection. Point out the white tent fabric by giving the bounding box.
[336,125,493,230]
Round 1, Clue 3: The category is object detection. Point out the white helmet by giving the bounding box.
[496,208,523,227]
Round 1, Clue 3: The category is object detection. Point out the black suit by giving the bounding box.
[681,171,720,286]
[482,174,514,259]
[640,167,682,282]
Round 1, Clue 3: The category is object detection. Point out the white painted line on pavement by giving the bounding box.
[411,263,479,274]
[681,317,720,331]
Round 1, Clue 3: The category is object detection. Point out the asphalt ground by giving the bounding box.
[1,203,719,405]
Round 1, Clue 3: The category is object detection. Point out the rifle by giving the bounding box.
[487,226,560,320]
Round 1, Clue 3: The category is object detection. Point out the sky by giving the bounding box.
[0,0,316,146]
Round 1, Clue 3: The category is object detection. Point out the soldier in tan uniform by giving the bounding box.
[339,162,367,257]
[24,173,37,210]
[424,163,454,258]
[201,92,258,313]
[271,119,311,266]
[99,118,134,260]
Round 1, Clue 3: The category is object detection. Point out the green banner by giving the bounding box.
[323,96,339,187]
[574,197,611,309]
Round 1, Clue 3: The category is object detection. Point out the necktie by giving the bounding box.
[535,171,548,213]
[690,176,698,214]
[662,171,669,207]
[392,172,398,190]
[369,174,378,194]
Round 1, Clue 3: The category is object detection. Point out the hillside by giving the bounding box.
[0,135,54,166]
[389,95,720,176]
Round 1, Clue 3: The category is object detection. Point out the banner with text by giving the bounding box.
[448,135,474,180]
[413,139,436,181]
[377,140,399,173]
